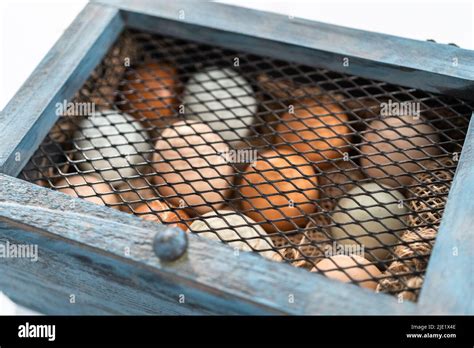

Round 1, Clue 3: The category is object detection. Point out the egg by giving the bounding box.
[73,110,152,187]
[360,115,441,186]
[187,210,278,260]
[311,255,381,290]
[330,183,407,260]
[182,67,257,145]
[239,148,319,233]
[122,63,177,128]
[275,100,351,168]
[134,201,190,231]
[152,120,234,215]
[56,174,119,206]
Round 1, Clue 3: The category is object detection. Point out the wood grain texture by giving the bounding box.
[97,0,474,100]
[0,0,469,314]
[0,224,211,315]
[418,114,474,314]
[0,3,124,177]
[0,174,416,314]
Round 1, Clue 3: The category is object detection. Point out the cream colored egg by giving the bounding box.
[360,115,440,186]
[330,183,407,260]
[182,67,257,145]
[187,210,278,261]
[73,110,152,187]
[311,255,381,290]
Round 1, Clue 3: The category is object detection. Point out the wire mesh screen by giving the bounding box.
[20,28,473,301]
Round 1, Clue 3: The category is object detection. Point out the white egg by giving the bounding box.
[187,210,279,261]
[330,183,408,260]
[182,68,257,145]
[73,110,152,186]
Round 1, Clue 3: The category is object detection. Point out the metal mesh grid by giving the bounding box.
[20,28,473,301]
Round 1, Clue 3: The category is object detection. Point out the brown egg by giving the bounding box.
[360,115,441,186]
[275,100,351,169]
[239,148,319,233]
[56,175,119,206]
[134,201,190,231]
[152,121,234,216]
[122,63,177,128]
[311,255,381,290]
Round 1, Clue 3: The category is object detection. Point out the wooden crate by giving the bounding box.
[0,0,472,314]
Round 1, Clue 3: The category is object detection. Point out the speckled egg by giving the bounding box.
[360,115,440,186]
[330,182,407,260]
[182,67,257,145]
[73,110,152,187]
[187,210,278,261]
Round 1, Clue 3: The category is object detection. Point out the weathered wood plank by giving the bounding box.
[0,174,415,314]
[97,0,474,100]
[0,223,213,315]
[418,114,474,314]
[0,3,124,177]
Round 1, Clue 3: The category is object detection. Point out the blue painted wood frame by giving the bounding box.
[0,0,472,314]
[0,173,417,315]
[418,114,474,314]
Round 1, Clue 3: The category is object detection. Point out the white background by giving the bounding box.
[1,0,473,112]
[0,0,472,314]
